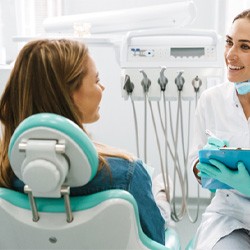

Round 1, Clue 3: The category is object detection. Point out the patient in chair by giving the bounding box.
[0,39,171,245]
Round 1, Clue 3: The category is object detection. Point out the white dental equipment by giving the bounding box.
[120,28,224,101]
[120,28,224,222]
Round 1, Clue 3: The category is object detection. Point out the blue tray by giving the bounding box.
[199,148,250,189]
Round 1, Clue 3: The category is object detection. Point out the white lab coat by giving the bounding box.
[189,81,250,249]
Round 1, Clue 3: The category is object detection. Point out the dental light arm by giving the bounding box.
[43,1,196,34]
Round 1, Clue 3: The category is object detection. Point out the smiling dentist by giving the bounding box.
[189,9,250,250]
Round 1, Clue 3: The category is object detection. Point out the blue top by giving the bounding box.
[12,157,165,245]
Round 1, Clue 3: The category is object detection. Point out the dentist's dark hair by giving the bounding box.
[233,9,250,23]
[0,39,132,188]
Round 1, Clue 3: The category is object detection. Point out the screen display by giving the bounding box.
[170,47,205,57]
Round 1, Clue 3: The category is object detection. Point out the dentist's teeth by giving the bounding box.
[229,65,244,70]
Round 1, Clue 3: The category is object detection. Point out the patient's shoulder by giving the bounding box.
[106,157,150,181]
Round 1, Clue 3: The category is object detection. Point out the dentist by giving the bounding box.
[189,9,250,250]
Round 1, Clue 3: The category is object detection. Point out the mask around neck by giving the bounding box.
[235,80,250,95]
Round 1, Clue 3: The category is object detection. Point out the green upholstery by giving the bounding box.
[185,238,195,250]
[0,187,180,250]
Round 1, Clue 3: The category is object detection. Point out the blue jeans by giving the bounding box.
[12,157,165,244]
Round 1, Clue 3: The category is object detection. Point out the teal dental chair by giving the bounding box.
[0,113,181,249]
[185,238,195,250]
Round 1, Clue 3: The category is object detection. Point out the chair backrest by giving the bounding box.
[8,113,98,198]
[0,113,179,249]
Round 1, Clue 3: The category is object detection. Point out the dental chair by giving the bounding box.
[0,113,181,249]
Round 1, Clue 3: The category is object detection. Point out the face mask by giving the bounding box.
[234,80,250,95]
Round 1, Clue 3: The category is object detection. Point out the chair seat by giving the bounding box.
[0,187,180,250]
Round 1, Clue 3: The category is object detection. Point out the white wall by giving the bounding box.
[0,0,17,63]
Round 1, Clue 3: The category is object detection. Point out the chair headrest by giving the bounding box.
[8,113,99,197]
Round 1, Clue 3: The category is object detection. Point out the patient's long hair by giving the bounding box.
[0,39,132,188]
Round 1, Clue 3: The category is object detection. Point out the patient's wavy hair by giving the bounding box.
[0,39,132,188]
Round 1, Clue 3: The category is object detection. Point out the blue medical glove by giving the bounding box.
[203,136,229,150]
[196,162,217,192]
[198,159,250,196]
